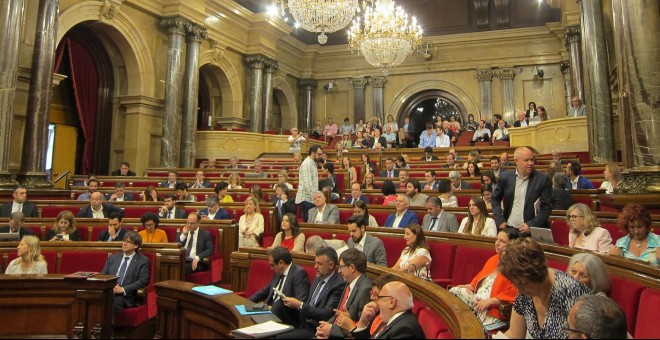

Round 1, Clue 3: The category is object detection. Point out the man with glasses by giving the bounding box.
[296,145,323,221]
[189,170,212,189]
[568,96,586,117]
[177,212,213,274]
[249,247,310,327]
[100,231,150,318]
[199,196,229,220]
[566,295,627,339]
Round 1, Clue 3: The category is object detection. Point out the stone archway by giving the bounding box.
[272,74,298,130]
[199,50,243,121]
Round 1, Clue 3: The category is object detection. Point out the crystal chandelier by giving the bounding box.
[272,0,361,44]
[348,0,423,74]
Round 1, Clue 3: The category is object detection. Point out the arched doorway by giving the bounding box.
[397,90,466,145]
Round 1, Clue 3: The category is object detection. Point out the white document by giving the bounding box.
[231,320,293,339]
[534,198,541,216]
[272,287,288,299]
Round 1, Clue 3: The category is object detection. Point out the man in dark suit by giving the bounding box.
[350,281,425,339]
[0,212,35,240]
[189,170,212,189]
[177,212,214,274]
[98,211,129,242]
[110,161,137,176]
[491,147,553,235]
[160,170,182,188]
[106,182,134,202]
[77,192,122,218]
[422,170,440,191]
[100,231,150,317]
[199,196,230,220]
[384,195,419,228]
[273,186,297,226]
[512,111,529,128]
[448,170,472,190]
[343,183,371,205]
[0,186,39,218]
[315,248,372,339]
[421,196,459,232]
[378,158,399,178]
[500,152,514,167]
[158,194,187,219]
[371,128,387,150]
[420,146,439,161]
[346,215,387,266]
[249,247,310,327]
[279,247,345,338]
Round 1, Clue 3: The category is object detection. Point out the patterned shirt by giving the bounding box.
[615,232,659,266]
[295,156,318,204]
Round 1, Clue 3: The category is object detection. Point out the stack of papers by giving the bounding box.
[192,285,233,296]
[235,305,272,315]
[231,320,293,339]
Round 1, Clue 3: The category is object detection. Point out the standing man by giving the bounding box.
[568,96,586,117]
[110,162,136,176]
[296,145,323,221]
[421,196,459,232]
[0,186,39,218]
[178,212,214,274]
[98,211,128,242]
[491,146,553,235]
[346,215,387,266]
[0,212,35,240]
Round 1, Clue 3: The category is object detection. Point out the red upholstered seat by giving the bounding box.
[609,276,645,335]
[437,331,455,339]
[449,246,496,288]
[456,195,471,207]
[635,288,660,339]
[493,141,510,147]
[550,220,570,246]
[302,265,316,283]
[428,242,456,286]
[339,209,353,224]
[41,206,81,218]
[7,250,57,274]
[59,251,109,274]
[412,299,426,316]
[419,308,449,339]
[261,232,275,248]
[380,236,406,267]
[115,252,157,328]
[547,260,567,271]
[236,259,272,298]
[601,223,627,243]
[157,226,178,242]
[371,211,390,226]
[570,195,595,209]
[25,226,42,240]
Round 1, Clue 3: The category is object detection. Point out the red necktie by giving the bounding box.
[334,285,351,324]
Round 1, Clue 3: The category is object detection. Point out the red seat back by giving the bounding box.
[371,211,390,226]
[601,223,627,243]
[550,219,570,246]
[60,251,109,274]
[41,206,81,218]
[635,288,660,339]
[609,276,645,334]
[428,242,456,282]
[244,259,273,297]
[302,264,317,283]
[380,236,407,267]
[339,209,353,224]
[418,308,449,339]
[451,246,496,286]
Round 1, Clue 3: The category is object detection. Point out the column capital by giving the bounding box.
[245,54,267,69]
[101,0,125,20]
[210,41,225,64]
[186,24,208,43]
[299,79,317,90]
[564,26,581,45]
[263,59,279,73]
[160,16,189,36]
[496,68,518,80]
[560,61,571,74]
[346,77,368,89]
[475,69,495,81]
[368,76,387,88]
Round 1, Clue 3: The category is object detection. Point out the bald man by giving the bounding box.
[512,111,529,128]
[77,192,122,218]
[351,281,425,339]
[384,194,419,228]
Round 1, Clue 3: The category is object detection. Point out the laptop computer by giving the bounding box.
[0,233,20,242]
[530,227,555,245]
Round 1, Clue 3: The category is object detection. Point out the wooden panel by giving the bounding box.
[52,124,78,189]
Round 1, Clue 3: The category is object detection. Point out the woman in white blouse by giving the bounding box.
[600,163,622,194]
[438,179,458,208]
[238,197,264,247]
[5,235,47,274]
[567,203,612,253]
[384,114,399,132]
[227,173,243,190]
[392,224,432,280]
[458,197,497,237]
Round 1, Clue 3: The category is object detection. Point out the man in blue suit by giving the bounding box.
[343,183,371,205]
[249,247,310,327]
[177,212,214,274]
[100,231,150,317]
[566,161,595,190]
[199,196,230,220]
[384,194,420,228]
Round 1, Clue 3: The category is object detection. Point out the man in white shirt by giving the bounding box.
[568,96,587,117]
[384,194,419,228]
[307,191,339,224]
[492,119,509,142]
[382,125,398,148]
[0,186,39,218]
[472,119,491,143]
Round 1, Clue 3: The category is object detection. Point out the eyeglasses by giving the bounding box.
[567,215,584,220]
[376,295,393,301]
[122,240,135,245]
[562,321,587,337]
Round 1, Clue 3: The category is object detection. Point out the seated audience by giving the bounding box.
[491,120,509,142]
[138,212,168,243]
[107,182,133,202]
[566,203,613,253]
[567,295,628,339]
[500,152,514,166]
[467,162,481,178]
[379,158,399,178]
[462,150,484,169]
[600,162,622,194]
[450,227,519,328]
[100,231,150,317]
[274,169,294,190]
[225,156,243,170]
[481,172,496,188]
[158,193,186,219]
[189,170,212,189]
[0,186,39,218]
[423,170,439,191]
[472,119,491,143]
[339,131,353,149]
[0,211,35,240]
[567,253,610,296]
[384,194,420,228]
[78,192,122,219]
[353,130,368,149]
[320,162,340,201]
[442,153,460,169]
[214,182,235,203]
[5,235,47,274]
[344,182,371,205]
[500,238,591,339]
[392,224,432,280]
[249,247,310,327]
[418,123,437,148]
[275,186,297,224]
[346,215,387,266]
[251,159,268,178]
[395,155,409,170]
[481,183,494,210]
[464,114,478,131]
[333,274,395,338]
[175,182,197,202]
[307,191,340,224]
[360,154,375,176]
[352,200,378,228]
[270,213,305,252]
[77,179,105,201]
[421,146,439,161]
[305,235,326,255]
[552,173,575,210]
[47,211,80,241]
[566,161,595,189]
[238,197,265,247]
[110,161,137,176]
[383,125,398,148]
[458,197,497,237]
[438,179,458,208]
[178,212,214,274]
[381,180,398,206]
[199,196,230,220]
[609,203,659,266]
[160,170,181,188]
[422,196,459,232]
[489,156,504,180]
[512,111,529,128]
[435,127,451,147]
[449,170,472,191]
[537,106,549,121]
[249,184,265,203]
[397,169,409,190]
[227,173,242,189]
[141,185,159,202]
[406,179,428,207]
[98,211,128,242]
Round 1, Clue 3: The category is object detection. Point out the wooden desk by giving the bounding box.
[0,274,116,338]
[155,280,255,339]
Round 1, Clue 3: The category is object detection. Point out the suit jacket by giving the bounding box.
[423,181,440,191]
[343,195,371,205]
[567,176,595,190]
[177,228,214,261]
[0,226,35,240]
[106,193,134,202]
[379,169,399,178]
[199,207,230,220]
[0,201,39,218]
[307,204,340,224]
[455,180,473,190]
[513,119,529,128]
[420,155,439,161]
[329,274,373,338]
[249,263,310,327]
[299,271,345,328]
[97,228,129,242]
[160,180,182,188]
[421,211,459,232]
[188,180,212,189]
[384,210,419,228]
[552,188,575,210]
[160,207,187,219]
[352,310,425,339]
[110,169,136,176]
[347,234,387,266]
[101,252,150,307]
[372,136,387,149]
[491,169,552,229]
[76,203,122,218]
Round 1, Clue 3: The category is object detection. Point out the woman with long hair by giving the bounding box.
[566,203,612,253]
[339,132,353,149]
[141,185,159,202]
[361,172,379,190]
[249,185,265,203]
[392,224,432,280]
[360,153,375,175]
[463,113,478,131]
[458,197,497,236]
[467,162,481,178]
[481,183,493,210]
[353,200,378,227]
[341,156,359,186]
[270,213,305,252]
[384,114,398,132]
[47,210,80,241]
[600,163,622,194]
[5,235,47,274]
[238,197,264,247]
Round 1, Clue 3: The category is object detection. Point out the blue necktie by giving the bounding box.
[117,256,130,285]
[167,210,172,219]
[311,279,326,306]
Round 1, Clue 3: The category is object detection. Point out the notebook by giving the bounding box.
[192,285,233,296]
[530,227,555,245]
[0,233,20,242]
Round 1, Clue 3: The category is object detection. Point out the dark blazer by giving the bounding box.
[421,211,459,232]
[76,203,122,218]
[379,169,399,178]
[110,169,136,176]
[0,226,35,240]
[188,180,212,189]
[300,271,345,328]
[455,180,473,190]
[513,119,529,128]
[97,228,129,242]
[0,201,39,218]
[423,181,440,191]
[329,274,373,338]
[160,181,182,188]
[177,228,214,261]
[101,252,150,307]
[249,263,310,327]
[160,207,187,219]
[566,176,595,190]
[552,188,575,210]
[491,169,552,229]
[420,155,439,161]
[352,310,425,339]
[372,136,387,148]
[343,195,371,205]
[46,229,81,241]
[199,207,230,220]
[384,210,420,228]
[347,234,387,266]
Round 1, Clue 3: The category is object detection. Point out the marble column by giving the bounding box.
[160,17,188,168]
[611,0,659,174]
[17,0,58,188]
[245,55,266,133]
[347,77,368,120]
[496,68,518,125]
[262,59,278,132]
[179,24,207,168]
[579,0,615,162]
[564,26,584,104]
[299,79,317,130]
[0,0,24,187]
[560,62,573,115]
[369,76,387,123]
[475,70,494,122]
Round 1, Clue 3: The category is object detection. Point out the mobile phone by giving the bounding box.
[56,234,63,240]
[253,302,265,310]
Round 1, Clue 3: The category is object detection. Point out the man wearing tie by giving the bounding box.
[421,197,459,232]
[178,212,214,274]
[249,247,310,327]
[378,159,399,178]
[0,186,39,218]
[159,194,186,219]
[100,231,150,318]
[346,215,387,266]
[279,247,346,338]
[343,183,371,205]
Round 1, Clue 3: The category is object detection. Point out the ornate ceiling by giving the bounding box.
[234,0,560,45]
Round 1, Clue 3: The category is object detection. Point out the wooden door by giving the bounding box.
[51,125,78,189]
